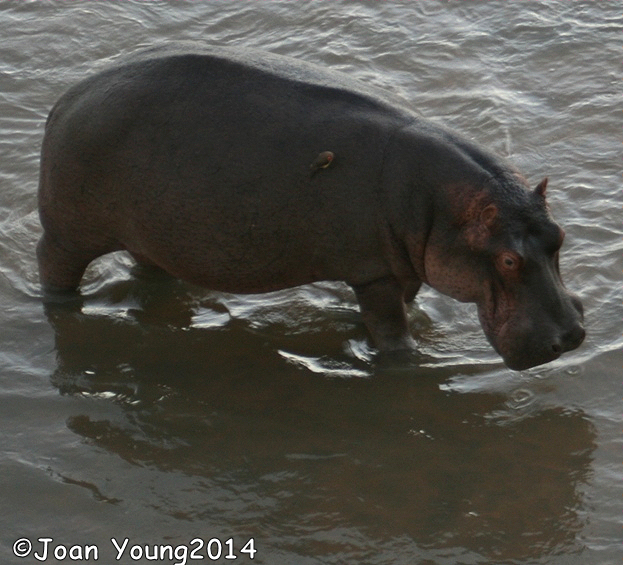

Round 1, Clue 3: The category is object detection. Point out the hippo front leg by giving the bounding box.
[352,276,416,351]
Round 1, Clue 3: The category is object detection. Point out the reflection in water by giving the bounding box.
[44,275,596,562]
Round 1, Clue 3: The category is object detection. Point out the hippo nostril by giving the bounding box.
[565,325,586,349]
[553,325,585,356]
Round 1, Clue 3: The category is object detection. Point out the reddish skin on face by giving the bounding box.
[37,46,584,370]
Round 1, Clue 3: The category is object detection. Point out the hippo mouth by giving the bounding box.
[477,289,558,371]
[495,320,561,370]
[478,303,584,371]
[480,316,554,370]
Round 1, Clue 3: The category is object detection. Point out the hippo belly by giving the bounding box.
[38,47,407,293]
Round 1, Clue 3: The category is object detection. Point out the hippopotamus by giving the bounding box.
[37,45,585,370]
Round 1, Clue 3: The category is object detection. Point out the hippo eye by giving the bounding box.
[499,252,521,272]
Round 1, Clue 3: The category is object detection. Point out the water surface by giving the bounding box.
[0,2,621,564]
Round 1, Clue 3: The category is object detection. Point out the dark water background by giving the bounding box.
[1,1,621,564]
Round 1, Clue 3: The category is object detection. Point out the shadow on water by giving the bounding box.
[42,271,596,562]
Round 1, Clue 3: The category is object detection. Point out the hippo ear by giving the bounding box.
[466,204,497,250]
[480,204,498,228]
[534,177,548,198]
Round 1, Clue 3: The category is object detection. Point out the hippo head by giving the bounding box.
[424,177,585,370]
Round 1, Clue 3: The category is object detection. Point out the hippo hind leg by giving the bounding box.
[37,232,115,293]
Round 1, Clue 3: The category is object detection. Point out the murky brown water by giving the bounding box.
[1,2,621,564]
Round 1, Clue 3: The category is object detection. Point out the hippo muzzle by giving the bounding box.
[478,275,585,371]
